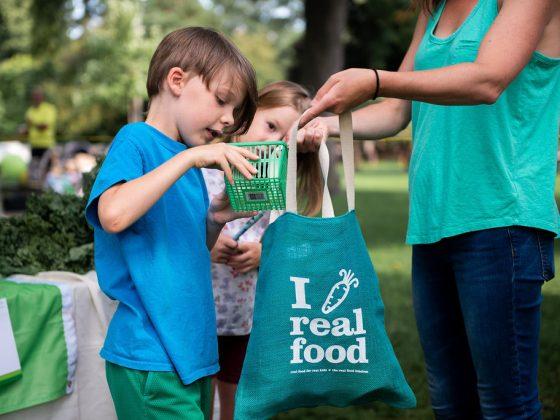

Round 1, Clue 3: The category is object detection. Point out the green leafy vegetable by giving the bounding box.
[0,165,99,276]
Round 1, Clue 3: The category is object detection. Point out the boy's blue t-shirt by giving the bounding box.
[85,122,217,385]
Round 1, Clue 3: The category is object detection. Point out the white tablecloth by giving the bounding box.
[1,271,117,420]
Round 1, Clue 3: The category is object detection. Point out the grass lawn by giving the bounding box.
[275,161,560,420]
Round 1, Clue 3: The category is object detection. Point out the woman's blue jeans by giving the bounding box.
[412,226,554,419]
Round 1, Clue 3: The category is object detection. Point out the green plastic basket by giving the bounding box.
[225,141,288,211]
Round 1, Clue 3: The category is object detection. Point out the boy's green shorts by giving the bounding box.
[105,361,212,420]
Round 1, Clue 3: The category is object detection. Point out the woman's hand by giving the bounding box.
[227,241,262,274]
[210,232,238,264]
[299,69,378,127]
[299,0,554,128]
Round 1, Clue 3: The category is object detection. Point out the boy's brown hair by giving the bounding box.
[147,27,257,135]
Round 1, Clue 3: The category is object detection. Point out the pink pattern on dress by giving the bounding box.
[202,168,271,336]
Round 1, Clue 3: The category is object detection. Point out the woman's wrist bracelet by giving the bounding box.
[372,68,380,100]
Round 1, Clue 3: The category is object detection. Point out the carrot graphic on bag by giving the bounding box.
[321,269,360,314]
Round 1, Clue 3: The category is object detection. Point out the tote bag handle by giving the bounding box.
[286,111,355,216]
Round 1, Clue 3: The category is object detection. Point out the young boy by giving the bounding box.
[85,27,259,419]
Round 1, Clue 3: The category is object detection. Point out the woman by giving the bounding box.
[298,0,560,418]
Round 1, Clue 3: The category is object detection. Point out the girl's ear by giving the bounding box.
[165,67,186,97]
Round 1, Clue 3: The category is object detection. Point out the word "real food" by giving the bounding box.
[289,276,368,365]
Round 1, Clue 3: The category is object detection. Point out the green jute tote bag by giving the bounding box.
[234,113,416,419]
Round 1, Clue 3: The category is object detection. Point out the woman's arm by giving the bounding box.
[307,97,409,142]
[300,0,553,128]
[299,8,428,141]
[381,0,553,104]
[297,11,428,145]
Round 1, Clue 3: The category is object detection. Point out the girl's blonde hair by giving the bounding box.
[257,81,323,216]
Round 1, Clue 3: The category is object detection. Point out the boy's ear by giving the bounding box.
[165,67,186,97]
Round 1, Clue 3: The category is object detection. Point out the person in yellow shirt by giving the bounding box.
[25,87,57,160]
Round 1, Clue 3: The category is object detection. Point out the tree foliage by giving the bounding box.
[289,0,417,90]
[0,166,99,276]
[0,0,417,139]
[0,0,304,139]
[346,0,417,71]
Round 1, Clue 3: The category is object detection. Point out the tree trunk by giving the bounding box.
[301,0,349,196]
[301,0,348,91]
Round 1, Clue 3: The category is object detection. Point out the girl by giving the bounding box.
[203,80,326,420]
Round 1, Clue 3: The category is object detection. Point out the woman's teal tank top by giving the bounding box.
[409,0,560,244]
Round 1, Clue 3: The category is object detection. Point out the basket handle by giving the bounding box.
[286,112,355,216]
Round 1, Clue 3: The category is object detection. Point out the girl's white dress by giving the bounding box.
[202,168,270,336]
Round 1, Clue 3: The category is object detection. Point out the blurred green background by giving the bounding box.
[1,1,558,418]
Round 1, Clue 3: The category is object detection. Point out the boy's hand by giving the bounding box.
[211,233,238,264]
[207,191,257,226]
[188,143,258,184]
[227,242,262,274]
